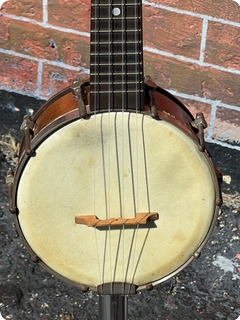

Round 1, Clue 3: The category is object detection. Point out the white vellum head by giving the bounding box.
[17,112,217,289]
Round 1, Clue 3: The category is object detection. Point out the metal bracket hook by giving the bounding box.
[71,78,90,118]
[191,112,207,152]
[20,115,35,156]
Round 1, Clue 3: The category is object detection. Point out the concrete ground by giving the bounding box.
[0,90,240,320]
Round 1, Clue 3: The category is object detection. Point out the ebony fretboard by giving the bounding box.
[90,0,144,111]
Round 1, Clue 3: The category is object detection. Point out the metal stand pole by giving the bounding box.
[99,295,128,320]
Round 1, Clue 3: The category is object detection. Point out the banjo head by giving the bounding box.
[14,110,220,293]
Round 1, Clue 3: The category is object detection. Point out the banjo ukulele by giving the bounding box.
[7,0,222,317]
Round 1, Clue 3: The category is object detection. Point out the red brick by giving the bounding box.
[41,63,89,98]
[2,0,43,21]
[147,0,240,23]
[0,17,90,67]
[143,51,240,107]
[205,21,240,69]
[213,107,240,145]
[0,16,10,42]
[143,6,202,59]
[48,2,202,61]
[48,0,90,33]
[48,2,202,60]
[0,52,38,94]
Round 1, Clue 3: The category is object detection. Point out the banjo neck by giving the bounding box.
[90,0,144,111]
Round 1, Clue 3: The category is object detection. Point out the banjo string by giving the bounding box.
[108,0,114,294]
[121,0,126,296]
[131,115,152,285]
[94,0,102,288]
[113,112,125,289]
[122,113,138,291]
[126,0,143,294]
[142,115,151,214]
[100,113,111,287]
[94,0,148,293]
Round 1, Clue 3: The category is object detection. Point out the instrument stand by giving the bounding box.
[99,295,128,320]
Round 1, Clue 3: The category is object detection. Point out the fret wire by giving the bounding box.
[91,52,141,55]
[91,90,144,93]
[91,62,143,66]
[91,3,141,6]
[91,81,144,84]
[91,72,143,75]
[91,29,141,33]
[91,41,141,44]
[90,0,144,110]
[91,17,141,20]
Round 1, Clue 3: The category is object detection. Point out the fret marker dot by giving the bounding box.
[112,7,121,16]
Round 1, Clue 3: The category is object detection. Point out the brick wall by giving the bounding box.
[0,0,240,149]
